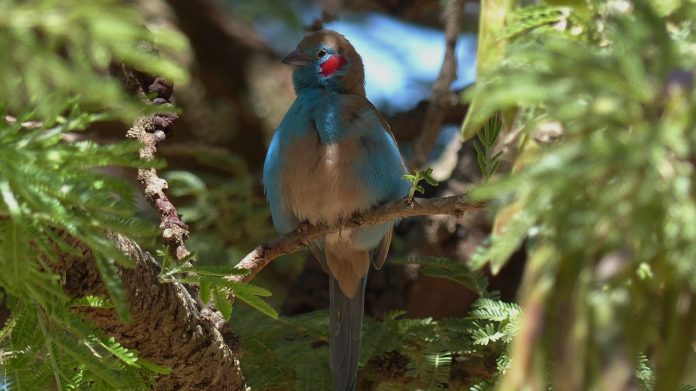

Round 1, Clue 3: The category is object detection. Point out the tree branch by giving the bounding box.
[123,67,192,263]
[409,0,464,169]
[57,232,247,390]
[231,194,485,283]
[389,92,469,143]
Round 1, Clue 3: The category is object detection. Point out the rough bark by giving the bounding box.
[56,232,248,390]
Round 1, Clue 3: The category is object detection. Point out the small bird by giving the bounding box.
[263,30,409,390]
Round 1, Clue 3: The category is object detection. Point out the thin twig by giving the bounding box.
[231,194,485,283]
[4,115,43,129]
[4,115,83,142]
[409,0,464,169]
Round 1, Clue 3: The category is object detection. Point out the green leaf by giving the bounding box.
[469,298,521,322]
[70,296,113,309]
[393,257,489,295]
[138,358,172,375]
[0,180,21,216]
[228,282,278,319]
[423,175,439,187]
[53,334,126,389]
[190,265,249,277]
[92,255,130,322]
[200,279,212,305]
[214,289,233,321]
[101,337,137,366]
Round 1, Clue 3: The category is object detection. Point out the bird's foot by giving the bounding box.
[297,220,311,235]
[349,211,364,226]
[404,195,415,207]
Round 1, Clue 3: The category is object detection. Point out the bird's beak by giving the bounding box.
[282,49,311,66]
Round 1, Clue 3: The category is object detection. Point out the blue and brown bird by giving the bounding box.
[263,29,409,390]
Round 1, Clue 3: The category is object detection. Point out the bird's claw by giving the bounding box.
[297,220,311,235]
[404,196,415,207]
[350,212,364,225]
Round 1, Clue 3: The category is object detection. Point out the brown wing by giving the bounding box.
[307,239,329,273]
[358,96,399,269]
[371,226,393,270]
[364,98,399,143]
[341,94,399,143]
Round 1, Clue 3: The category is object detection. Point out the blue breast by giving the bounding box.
[264,89,409,238]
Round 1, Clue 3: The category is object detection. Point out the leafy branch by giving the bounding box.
[392,256,489,295]
[158,249,278,320]
[402,168,439,199]
[473,115,503,179]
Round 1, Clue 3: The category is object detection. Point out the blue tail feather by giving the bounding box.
[329,275,366,391]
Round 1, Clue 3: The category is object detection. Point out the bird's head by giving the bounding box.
[283,29,365,96]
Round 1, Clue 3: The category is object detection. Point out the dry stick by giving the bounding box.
[123,69,192,263]
[409,0,464,169]
[231,194,485,283]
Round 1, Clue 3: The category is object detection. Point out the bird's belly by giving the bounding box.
[281,132,373,224]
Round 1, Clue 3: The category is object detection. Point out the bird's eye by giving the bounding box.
[317,49,327,58]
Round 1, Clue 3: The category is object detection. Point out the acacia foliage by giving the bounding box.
[0,0,187,388]
[466,0,696,390]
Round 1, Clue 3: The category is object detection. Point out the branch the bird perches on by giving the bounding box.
[231,194,485,283]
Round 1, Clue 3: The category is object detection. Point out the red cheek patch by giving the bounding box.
[320,55,347,77]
